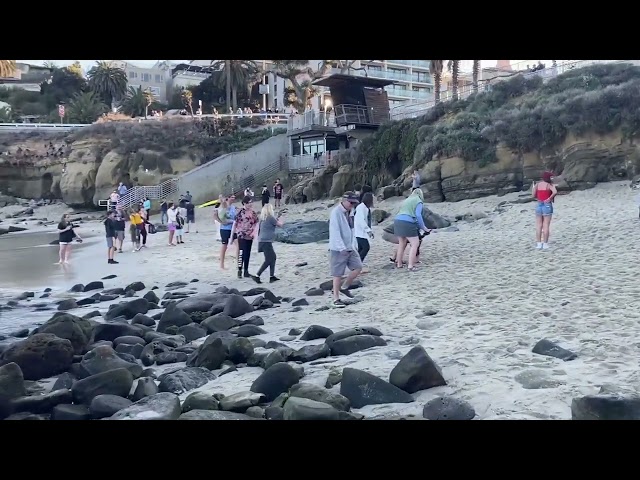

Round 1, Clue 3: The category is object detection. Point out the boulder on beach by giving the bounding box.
[289,382,350,411]
[9,388,72,415]
[158,367,217,394]
[71,368,134,404]
[131,377,159,401]
[33,313,94,355]
[89,394,133,419]
[571,395,640,420]
[300,325,334,341]
[0,362,26,399]
[532,339,578,361]
[0,334,74,381]
[110,392,182,420]
[187,336,229,370]
[274,220,330,244]
[201,313,238,333]
[340,368,413,408]
[422,396,476,420]
[92,322,145,342]
[251,363,300,401]
[389,346,447,394]
[182,391,219,413]
[80,345,143,378]
[104,298,150,320]
[156,303,192,333]
[178,409,259,420]
[283,397,340,420]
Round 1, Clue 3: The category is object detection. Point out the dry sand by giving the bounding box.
[2,181,640,419]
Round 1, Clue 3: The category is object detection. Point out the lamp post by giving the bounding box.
[262,60,267,111]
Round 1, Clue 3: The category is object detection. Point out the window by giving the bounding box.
[292,139,301,156]
[326,137,339,152]
[128,71,137,79]
[388,68,407,75]
[148,86,161,97]
[155,74,163,83]
[367,65,382,72]
[302,139,325,155]
[141,73,151,82]
[414,71,428,82]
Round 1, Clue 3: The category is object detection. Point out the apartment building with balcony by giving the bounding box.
[112,60,171,103]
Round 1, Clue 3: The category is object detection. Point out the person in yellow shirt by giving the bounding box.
[129,206,143,252]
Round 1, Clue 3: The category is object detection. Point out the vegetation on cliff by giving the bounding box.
[348,63,640,183]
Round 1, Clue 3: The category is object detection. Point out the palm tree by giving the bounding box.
[447,60,460,100]
[67,91,108,124]
[121,86,153,118]
[270,60,332,113]
[87,61,127,110]
[181,89,194,117]
[210,60,259,111]
[429,60,444,104]
[0,60,17,78]
[143,89,154,118]
[472,60,480,93]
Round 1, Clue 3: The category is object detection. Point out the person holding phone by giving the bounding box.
[252,203,284,284]
[57,213,82,264]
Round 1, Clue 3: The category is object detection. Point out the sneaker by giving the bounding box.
[252,275,262,284]
[269,276,280,283]
[340,288,354,299]
[109,259,119,264]
[542,243,550,250]
[237,270,242,279]
[243,272,252,278]
[536,242,543,249]
[332,299,347,308]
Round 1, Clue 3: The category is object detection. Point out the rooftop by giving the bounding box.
[313,73,394,89]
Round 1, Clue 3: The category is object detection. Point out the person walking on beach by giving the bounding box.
[252,203,284,284]
[114,210,126,253]
[533,171,557,250]
[57,214,82,264]
[261,184,270,206]
[167,202,178,246]
[160,200,168,225]
[143,197,151,217]
[393,188,428,271]
[231,196,259,279]
[175,207,185,244]
[329,192,362,308]
[129,206,143,252]
[185,201,196,233]
[217,195,237,269]
[104,210,119,264]
[354,192,374,266]
[273,178,284,208]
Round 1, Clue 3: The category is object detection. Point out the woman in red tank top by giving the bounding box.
[532,171,557,250]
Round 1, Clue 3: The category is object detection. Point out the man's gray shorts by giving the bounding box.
[330,250,362,277]
[116,231,125,241]
[106,237,114,248]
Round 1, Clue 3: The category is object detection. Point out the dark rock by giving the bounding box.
[143,290,160,304]
[216,286,230,294]
[340,368,413,408]
[201,313,238,333]
[289,382,350,411]
[274,220,330,244]
[242,287,270,297]
[131,377,159,401]
[291,299,309,307]
[102,288,125,295]
[104,298,150,320]
[34,313,94,354]
[239,315,265,327]
[52,403,91,420]
[284,397,340,420]
[99,294,119,302]
[177,323,207,343]
[571,395,640,420]
[319,279,363,291]
[325,370,342,388]
[177,293,230,314]
[89,394,132,419]
[9,388,71,414]
[249,338,267,349]
[295,262,308,267]
[247,350,269,367]
[52,372,76,391]
[187,336,228,370]
[179,409,259,420]
[125,281,145,292]
[71,368,134,404]
[280,335,297,341]
[101,274,117,280]
[190,279,199,283]
[266,341,289,349]
[229,337,255,364]
[0,334,74,380]
[423,396,476,420]
[338,411,365,420]
[15,292,34,301]
[92,323,144,342]
[262,349,288,370]
[158,367,217,394]
[157,303,192,333]
[305,288,324,296]
[265,406,284,420]
[245,406,265,418]
[329,335,387,356]
[389,346,447,394]
[113,335,146,348]
[223,294,254,318]
[110,392,181,420]
[69,284,84,293]
[131,314,156,327]
[166,281,188,289]
[143,332,186,348]
[219,364,238,377]
[532,339,578,361]
[83,281,104,292]
[250,363,300,401]
[76,297,97,306]
[289,307,302,313]
[115,343,144,359]
[83,311,102,320]
[182,391,219,413]
[80,345,142,378]
[288,328,302,336]
[139,341,171,367]
[219,392,266,412]
[0,362,26,399]
[155,351,188,365]
[325,327,382,346]
[301,325,334,341]
[263,290,280,304]
[57,299,78,311]
[291,344,331,363]
[230,324,267,337]
[10,328,29,338]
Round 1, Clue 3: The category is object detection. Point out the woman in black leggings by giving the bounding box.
[230,196,259,279]
[252,203,284,284]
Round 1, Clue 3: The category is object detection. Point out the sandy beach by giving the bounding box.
[2,181,640,420]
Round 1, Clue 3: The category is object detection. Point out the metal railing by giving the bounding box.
[389,59,633,121]
[0,122,89,132]
[287,110,336,132]
[288,153,327,171]
[335,104,386,126]
[114,178,178,211]
[230,158,284,198]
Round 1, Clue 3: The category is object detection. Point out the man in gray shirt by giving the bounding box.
[329,192,362,308]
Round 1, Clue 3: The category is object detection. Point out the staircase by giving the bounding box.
[115,178,178,211]
[230,158,285,198]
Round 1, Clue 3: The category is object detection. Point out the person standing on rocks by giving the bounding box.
[129,206,144,252]
[231,196,259,279]
[329,192,362,308]
[57,213,82,264]
[354,192,374,268]
[393,188,427,272]
[273,178,284,208]
[113,210,126,253]
[104,210,119,264]
[533,171,557,250]
[252,203,284,284]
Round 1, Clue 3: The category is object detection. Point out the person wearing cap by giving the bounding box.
[532,171,557,250]
[393,188,427,271]
[328,192,362,308]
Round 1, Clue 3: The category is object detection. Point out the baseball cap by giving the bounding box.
[342,191,360,204]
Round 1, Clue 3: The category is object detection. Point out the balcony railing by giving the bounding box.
[287,110,336,132]
[334,104,388,126]
[386,60,430,68]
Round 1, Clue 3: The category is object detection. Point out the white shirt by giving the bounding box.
[167,208,178,223]
[354,203,372,239]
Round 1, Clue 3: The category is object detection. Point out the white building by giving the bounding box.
[111,60,172,103]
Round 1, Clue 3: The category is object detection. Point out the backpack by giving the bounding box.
[148,223,157,234]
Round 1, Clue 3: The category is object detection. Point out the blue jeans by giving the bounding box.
[161,211,168,224]
[535,201,553,216]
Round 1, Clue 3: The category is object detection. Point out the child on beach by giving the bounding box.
[175,208,185,244]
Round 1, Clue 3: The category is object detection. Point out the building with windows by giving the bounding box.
[112,60,171,103]
[0,63,53,92]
